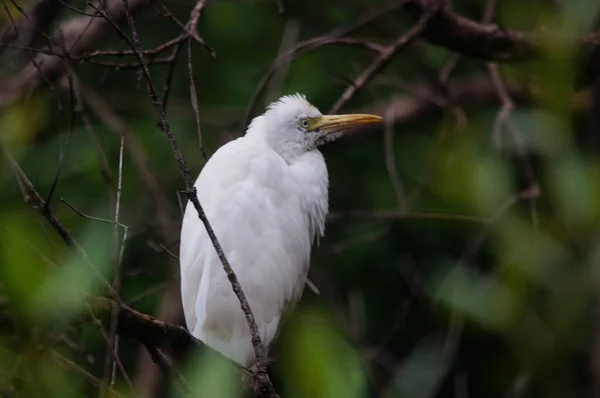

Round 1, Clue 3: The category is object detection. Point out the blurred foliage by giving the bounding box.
[1,0,600,397]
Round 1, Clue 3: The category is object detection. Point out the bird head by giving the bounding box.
[247,93,383,157]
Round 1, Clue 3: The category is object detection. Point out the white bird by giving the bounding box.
[179,94,382,367]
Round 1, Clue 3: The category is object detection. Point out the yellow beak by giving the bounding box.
[309,114,383,134]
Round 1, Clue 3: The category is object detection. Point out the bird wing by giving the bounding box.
[179,137,312,365]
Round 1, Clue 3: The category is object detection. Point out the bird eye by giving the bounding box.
[300,119,310,129]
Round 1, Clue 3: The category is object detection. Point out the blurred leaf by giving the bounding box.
[279,308,366,398]
[183,349,242,398]
[383,334,450,398]
[29,212,113,323]
[435,265,518,331]
[547,154,598,231]
[496,216,570,290]
[26,353,82,398]
[0,342,19,381]
[562,0,597,33]
[511,110,571,156]
[0,96,46,154]
[0,212,54,319]
[471,154,512,214]
[431,135,477,208]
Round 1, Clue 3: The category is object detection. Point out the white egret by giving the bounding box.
[179,93,382,367]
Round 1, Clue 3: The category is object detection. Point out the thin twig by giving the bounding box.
[58,195,132,396]
[4,150,116,294]
[51,351,127,398]
[4,151,136,396]
[102,131,127,394]
[329,6,437,113]
[185,0,213,55]
[244,0,405,125]
[187,38,207,160]
[486,63,540,227]
[159,41,183,115]
[60,199,125,227]
[117,0,277,395]
[66,74,115,197]
[44,70,76,210]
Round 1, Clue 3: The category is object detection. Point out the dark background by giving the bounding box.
[1,0,600,397]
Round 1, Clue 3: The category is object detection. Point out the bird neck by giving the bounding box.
[246,115,305,164]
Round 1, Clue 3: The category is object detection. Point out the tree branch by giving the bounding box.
[0,0,152,107]
[402,0,537,62]
[116,0,278,396]
[329,2,438,113]
[3,148,262,394]
[359,75,589,128]
[94,297,201,358]
[1,0,597,112]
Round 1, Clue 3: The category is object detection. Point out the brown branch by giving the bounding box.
[51,351,128,398]
[359,75,589,128]
[0,0,152,107]
[187,38,207,160]
[3,147,244,393]
[144,345,174,379]
[95,297,248,398]
[0,0,61,56]
[329,4,437,113]
[2,139,261,398]
[80,34,188,59]
[75,82,183,396]
[93,298,247,395]
[132,281,182,396]
[74,52,186,398]
[486,63,541,226]
[243,0,409,125]
[78,84,179,237]
[4,149,117,295]
[101,124,127,395]
[402,0,536,62]
[117,0,277,396]
[155,0,212,121]
[2,0,599,110]
[94,298,201,358]
[4,150,140,395]
[480,0,539,227]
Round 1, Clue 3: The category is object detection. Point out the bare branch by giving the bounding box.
[2,0,600,111]
[0,0,153,107]
[101,129,127,395]
[486,63,540,226]
[187,38,207,160]
[94,298,201,358]
[4,150,116,295]
[244,0,408,125]
[116,0,278,395]
[359,76,589,128]
[402,0,536,62]
[330,6,437,113]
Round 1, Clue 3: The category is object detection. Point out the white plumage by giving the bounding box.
[179,94,382,367]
